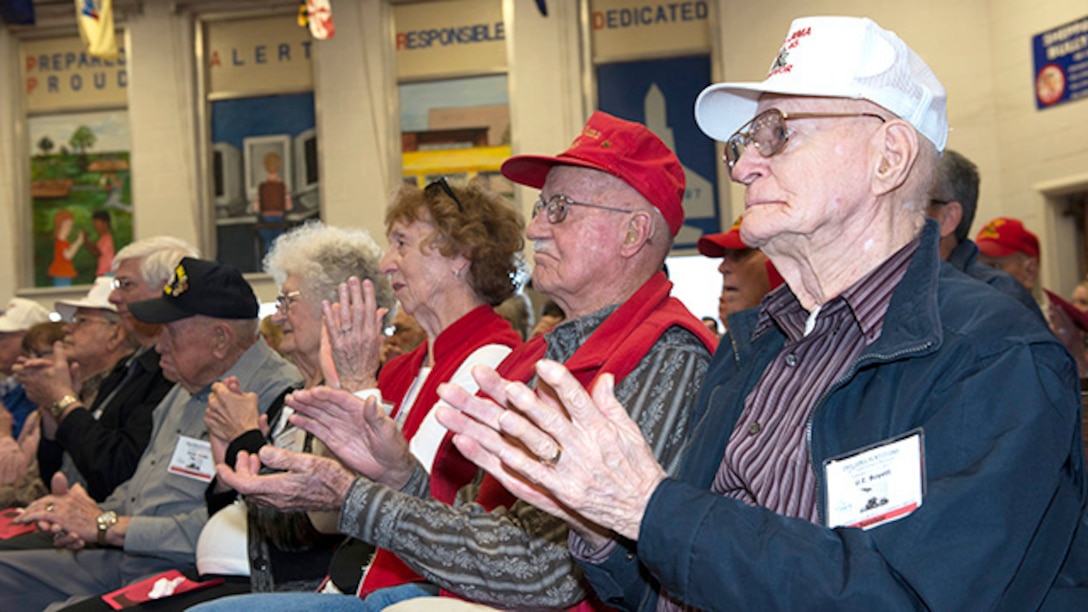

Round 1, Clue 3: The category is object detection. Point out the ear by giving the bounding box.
[619,212,654,257]
[105,323,127,351]
[871,119,919,197]
[934,200,963,240]
[211,322,234,358]
[1023,256,1040,288]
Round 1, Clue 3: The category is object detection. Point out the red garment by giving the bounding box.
[429,272,718,609]
[48,239,77,278]
[359,305,522,596]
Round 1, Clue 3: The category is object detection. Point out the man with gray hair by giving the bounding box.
[0,258,301,611]
[439,16,1087,610]
[926,149,1040,315]
[21,237,196,503]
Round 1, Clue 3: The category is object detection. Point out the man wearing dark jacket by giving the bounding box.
[440,15,1087,611]
[27,237,196,501]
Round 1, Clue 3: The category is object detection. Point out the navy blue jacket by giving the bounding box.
[581,221,1087,610]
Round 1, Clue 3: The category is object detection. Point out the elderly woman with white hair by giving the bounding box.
[133,222,397,608]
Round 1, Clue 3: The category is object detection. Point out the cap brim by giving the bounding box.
[500,154,612,189]
[975,241,1020,259]
[695,81,873,142]
[128,297,193,324]
[697,232,747,257]
[0,321,23,333]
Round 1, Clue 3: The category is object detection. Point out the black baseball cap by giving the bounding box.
[129,257,258,323]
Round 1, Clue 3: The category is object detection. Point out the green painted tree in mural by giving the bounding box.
[37,136,54,156]
[69,125,96,169]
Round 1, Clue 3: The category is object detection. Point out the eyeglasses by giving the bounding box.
[72,314,114,328]
[425,177,464,212]
[110,277,138,292]
[724,108,887,169]
[532,194,631,224]
[275,290,301,313]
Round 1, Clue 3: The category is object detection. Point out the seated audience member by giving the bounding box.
[23,238,194,504]
[495,291,533,340]
[0,298,52,438]
[193,177,527,610]
[0,322,64,504]
[379,308,426,365]
[15,278,138,500]
[697,214,784,330]
[176,222,391,607]
[926,150,1040,315]
[199,112,716,610]
[439,17,1088,610]
[529,298,565,338]
[0,258,300,611]
[977,216,1088,374]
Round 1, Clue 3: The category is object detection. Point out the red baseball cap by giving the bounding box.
[501,111,685,236]
[976,217,1040,259]
[697,216,747,256]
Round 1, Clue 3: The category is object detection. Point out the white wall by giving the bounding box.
[3,0,1087,308]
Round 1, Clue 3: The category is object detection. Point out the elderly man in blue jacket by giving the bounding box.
[437,15,1088,611]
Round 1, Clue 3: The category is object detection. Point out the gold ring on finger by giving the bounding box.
[540,443,563,468]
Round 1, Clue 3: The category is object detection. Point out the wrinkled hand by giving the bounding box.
[15,472,98,549]
[436,360,667,542]
[13,342,78,408]
[319,277,386,392]
[205,377,260,453]
[217,445,355,513]
[286,386,414,489]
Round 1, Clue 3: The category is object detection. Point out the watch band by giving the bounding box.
[96,510,118,546]
[50,394,80,420]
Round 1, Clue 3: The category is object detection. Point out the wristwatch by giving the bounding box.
[96,510,118,546]
[50,394,80,420]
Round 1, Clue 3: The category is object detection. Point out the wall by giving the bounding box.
[2,0,1087,307]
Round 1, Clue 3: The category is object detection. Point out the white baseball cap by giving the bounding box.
[695,16,948,151]
[0,298,51,333]
[54,276,118,323]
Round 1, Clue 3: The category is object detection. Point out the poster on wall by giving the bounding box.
[596,55,720,250]
[1032,15,1088,110]
[399,74,512,195]
[28,111,132,287]
[205,14,319,273]
[210,92,320,273]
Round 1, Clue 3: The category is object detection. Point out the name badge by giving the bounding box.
[824,429,925,530]
[167,435,215,483]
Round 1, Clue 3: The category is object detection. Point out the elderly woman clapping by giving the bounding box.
[193,221,393,599]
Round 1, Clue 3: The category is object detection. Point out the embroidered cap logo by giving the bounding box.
[164,264,189,297]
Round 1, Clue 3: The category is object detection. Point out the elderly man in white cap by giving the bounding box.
[0,298,52,439]
[14,277,151,503]
[437,16,1087,611]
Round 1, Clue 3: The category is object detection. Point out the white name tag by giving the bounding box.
[167,435,216,483]
[824,430,925,530]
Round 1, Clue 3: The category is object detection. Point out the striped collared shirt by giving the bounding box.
[709,237,920,523]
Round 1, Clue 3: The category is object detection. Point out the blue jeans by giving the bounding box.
[186,582,437,612]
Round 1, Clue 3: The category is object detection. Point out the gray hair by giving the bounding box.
[263,221,393,318]
[931,149,980,243]
[113,236,200,289]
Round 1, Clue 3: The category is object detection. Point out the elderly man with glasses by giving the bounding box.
[200,111,717,612]
[438,16,1088,610]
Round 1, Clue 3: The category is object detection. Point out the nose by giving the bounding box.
[526,209,551,240]
[727,144,767,186]
[271,307,286,325]
[108,287,123,306]
[379,248,396,275]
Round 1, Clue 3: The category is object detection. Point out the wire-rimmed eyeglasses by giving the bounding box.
[724,108,887,169]
[275,290,301,313]
[532,194,631,224]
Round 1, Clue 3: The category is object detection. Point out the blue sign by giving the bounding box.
[1032,15,1088,109]
[596,55,721,251]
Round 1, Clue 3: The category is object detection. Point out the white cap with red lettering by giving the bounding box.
[694,16,947,151]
